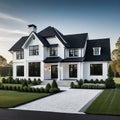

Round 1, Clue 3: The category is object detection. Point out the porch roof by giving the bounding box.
[61,57,84,62]
[43,57,62,63]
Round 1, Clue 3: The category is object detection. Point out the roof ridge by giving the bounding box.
[64,33,88,36]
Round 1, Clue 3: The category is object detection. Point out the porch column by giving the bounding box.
[78,63,81,80]
[80,62,84,79]
[41,61,44,81]
[58,62,61,81]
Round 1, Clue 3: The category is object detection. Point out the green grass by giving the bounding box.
[114,77,120,84]
[3,84,22,87]
[0,90,49,108]
[85,89,120,115]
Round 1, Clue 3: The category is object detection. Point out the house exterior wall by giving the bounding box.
[46,36,65,58]
[83,62,108,80]
[11,31,110,81]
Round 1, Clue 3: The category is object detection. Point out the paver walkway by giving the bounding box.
[12,89,102,114]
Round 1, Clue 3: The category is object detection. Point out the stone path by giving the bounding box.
[12,89,102,114]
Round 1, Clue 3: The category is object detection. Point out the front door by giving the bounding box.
[51,65,58,79]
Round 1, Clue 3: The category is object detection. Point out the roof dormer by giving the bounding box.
[93,47,101,56]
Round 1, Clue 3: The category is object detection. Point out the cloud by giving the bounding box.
[0,28,28,35]
[0,12,28,23]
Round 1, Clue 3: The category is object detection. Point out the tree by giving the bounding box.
[111,37,120,76]
[108,65,114,78]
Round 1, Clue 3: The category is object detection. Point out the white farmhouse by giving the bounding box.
[9,24,111,81]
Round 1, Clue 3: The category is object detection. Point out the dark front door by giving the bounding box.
[51,65,58,79]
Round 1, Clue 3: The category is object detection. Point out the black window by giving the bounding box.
[17,66,24,76]
[90,64,102,75]
[16,50,24,59]
[29,45,39,56]
[69,49,78,57]
[29,62,40,77]
[69,64,77,77]
[49,47,58,56]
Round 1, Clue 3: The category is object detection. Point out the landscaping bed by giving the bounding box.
[85,89,120,115]
[0,90,49,108]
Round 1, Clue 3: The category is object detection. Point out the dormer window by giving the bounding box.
[93,47,101,55]
[49,47,58,56]
[69,49,78,57]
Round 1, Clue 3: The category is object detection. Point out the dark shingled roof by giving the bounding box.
[35,33,50,47]
[38,26,56,37]
[62,57,84,62]
[44,57,62,63]
[39,26,69,47]
[63,33,88,48]
[9,36,28,51]
[84,38,111,61]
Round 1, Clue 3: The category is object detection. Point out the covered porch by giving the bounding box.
[44,62,83,81]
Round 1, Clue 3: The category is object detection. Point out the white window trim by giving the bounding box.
[93,47,101,56]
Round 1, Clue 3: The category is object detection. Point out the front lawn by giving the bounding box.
[85,89,120,115]
[0,90,49,108]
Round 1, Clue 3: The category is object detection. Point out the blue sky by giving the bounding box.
[0,0,120,62]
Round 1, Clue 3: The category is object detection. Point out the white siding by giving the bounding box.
[83,62,108,80]
[46,36,64,58]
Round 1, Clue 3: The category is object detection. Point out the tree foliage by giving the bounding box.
[111,37,120,76]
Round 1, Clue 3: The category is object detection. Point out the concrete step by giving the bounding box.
[41,80,77,87]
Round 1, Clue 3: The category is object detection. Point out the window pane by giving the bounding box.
[90,64,102,75]
[69,49,78,57]
[69,64,77,77]
[17,66,24,76]
[16,51,24,59]
[29,45,39,56]
[29,62,40,77]
[50,47,58,56]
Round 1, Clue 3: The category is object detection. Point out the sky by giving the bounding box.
[0,0,120,62]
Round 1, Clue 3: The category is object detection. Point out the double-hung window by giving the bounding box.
[49,47,58,56]
[69,49,78,57]
[29,45,39,56]
[16,50,24,59]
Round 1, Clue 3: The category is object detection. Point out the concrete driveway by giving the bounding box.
[12,89,102,114]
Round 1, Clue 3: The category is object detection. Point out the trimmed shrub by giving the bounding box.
[22,79,28,87]
[40,87,45,93]
[70,82,75,88]
[81,83,106,89]
[31,79,37,85]
[49,88,60,93]
[28,78,32,84]
[84,79,89,83]
[100,79,105,84]
[105,77,115,89]
[2,78,6,83]
[13,86,17,91]
[36,88,40,93]
[90,79,94,83]
[51,80,58,88]
[15,78,20,84]
[4,85,8,90]
[94,79,99,84]
[23,86,28,92]
[76,79,83,88]
[7,76,14,83]
[45,83,51,93]
[37,79,41,85]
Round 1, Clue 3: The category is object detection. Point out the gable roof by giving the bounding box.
[38,26,56,37]
[38,26,69,47]
[9,36,28,51]
[84,38,111,61]
[63,33,88,48]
